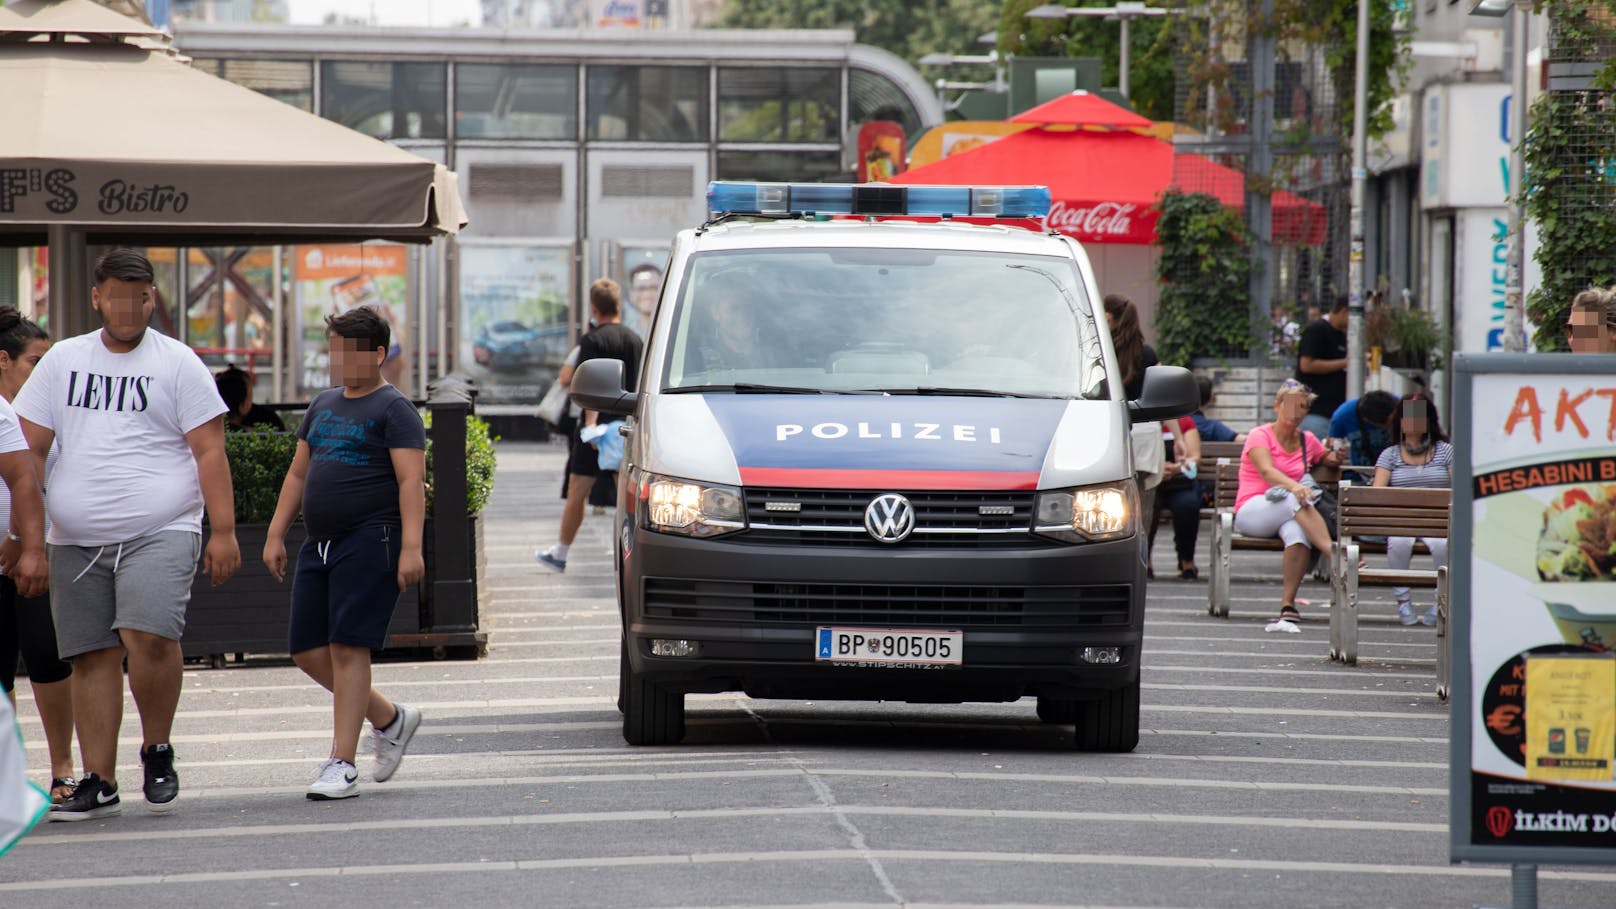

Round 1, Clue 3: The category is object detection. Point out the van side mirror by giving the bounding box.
[570,358,639,417]
[1128,365,1199,423]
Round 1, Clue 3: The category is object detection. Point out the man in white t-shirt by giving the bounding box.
[13,249,241,821]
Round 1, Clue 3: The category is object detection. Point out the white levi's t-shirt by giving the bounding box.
[12,329,227,546]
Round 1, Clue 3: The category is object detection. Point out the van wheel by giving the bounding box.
[620,636,685,746]
[1073,680,1140,752]
[1035,696,1078,724]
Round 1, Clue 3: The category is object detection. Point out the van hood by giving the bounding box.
[639,394,1131,490]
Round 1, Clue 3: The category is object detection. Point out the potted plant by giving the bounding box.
[182,409,498,664]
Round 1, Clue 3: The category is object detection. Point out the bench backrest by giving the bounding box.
[1337,481,1452,539]
[1200,440,1245,465]
[1213,457,1242,511]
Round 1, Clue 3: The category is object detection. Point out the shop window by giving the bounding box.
[849,67,923,140]
[320,61,447,140]
[715,150,847,184]
[718,68,839,142]
[192,58,314,112]
[455,63,577,140]
[586,65,708,142]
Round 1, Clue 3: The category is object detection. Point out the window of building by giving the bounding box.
[320,61,447,140]
[586,66,708,142]
[717,67,839,142]
[192,58,314,112]
[849,67,923,141]
[715,150,846,184]
[455,63,577,140]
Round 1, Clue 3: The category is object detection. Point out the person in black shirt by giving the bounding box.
[215,365,286,432]
[1294,295,1349,439]
[536,278,643,572]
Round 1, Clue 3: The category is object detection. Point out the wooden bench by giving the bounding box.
[1327,481,1452,698]
[1151,440,1245,529]
[1206,456,1329,618]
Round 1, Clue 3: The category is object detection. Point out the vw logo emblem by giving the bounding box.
[864,493,915,543]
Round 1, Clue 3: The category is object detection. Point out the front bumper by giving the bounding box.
[620,526,1146,703]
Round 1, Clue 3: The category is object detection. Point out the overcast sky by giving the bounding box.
[286,0,483,26]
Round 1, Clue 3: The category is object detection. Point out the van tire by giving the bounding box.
[1073,680,1139,752]
[1035,696,1078,724]
[620,636,685,746]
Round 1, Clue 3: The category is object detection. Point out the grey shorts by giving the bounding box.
[49,530,202,659]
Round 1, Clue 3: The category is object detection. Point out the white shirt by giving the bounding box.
[0,397,31,554]
[13,329,227,546]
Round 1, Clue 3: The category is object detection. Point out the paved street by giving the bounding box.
[3,440,1613,908]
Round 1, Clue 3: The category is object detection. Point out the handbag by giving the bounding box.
[535,379,569,426]
[1299,437,1340,540]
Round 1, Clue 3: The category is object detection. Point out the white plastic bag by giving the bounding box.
[1,694,49,857]
[535,380,569,426]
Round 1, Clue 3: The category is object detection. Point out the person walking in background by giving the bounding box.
[536,278,642,573]
[1233,380,1341,627]
[262,306,426,801]
[0,311,75,804]
[15,249,240,821]
[1565,288,1616,353]
[215,365,285,432]
[1372,394,1453,627]
[1295,296,1349,439]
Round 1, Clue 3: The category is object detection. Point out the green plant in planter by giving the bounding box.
[223,431,299,525]
[424,413,499,517]
[223,413,498,524]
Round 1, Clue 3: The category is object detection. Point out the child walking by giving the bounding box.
[263,306,427,800]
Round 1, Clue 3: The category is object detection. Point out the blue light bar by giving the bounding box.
[706,182,1051,219]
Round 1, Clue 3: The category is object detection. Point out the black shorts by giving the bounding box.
[289,525,404,654]
[0,575,70,692]
[567,429,601,478]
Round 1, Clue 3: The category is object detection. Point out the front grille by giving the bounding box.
[643,579,1132,630]
[740,488,1043,547]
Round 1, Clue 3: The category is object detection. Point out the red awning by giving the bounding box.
[888,129,1167,244]
[1008,90,1153,130]
[888,126,1327,247]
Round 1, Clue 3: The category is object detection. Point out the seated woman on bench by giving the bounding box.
[1371,393,1453,627]
[1233,380,1342,626]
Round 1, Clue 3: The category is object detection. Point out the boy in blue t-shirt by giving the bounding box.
[263,306,428,801]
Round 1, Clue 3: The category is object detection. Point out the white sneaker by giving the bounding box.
[372,703,421,782]
[306,759,359,801]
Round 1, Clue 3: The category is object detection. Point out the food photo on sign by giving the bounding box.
[1463,372,1616,851]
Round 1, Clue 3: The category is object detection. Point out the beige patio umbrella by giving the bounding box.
[0,0,467,328]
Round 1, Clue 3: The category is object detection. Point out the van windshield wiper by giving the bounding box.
[663,383,876,395]
[870,387,1064,399]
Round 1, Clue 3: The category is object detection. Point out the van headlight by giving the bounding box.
[639,474,746,538]
[1033,481,1137,543]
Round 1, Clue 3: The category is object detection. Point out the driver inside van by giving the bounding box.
[692,274,773,373]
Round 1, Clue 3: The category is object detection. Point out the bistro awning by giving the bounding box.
[0,1,466,248]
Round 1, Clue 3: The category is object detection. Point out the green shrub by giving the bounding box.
[224,412,499,525]
[224,431,299,525]
[424,413,499,517]
[1154,190,1254,366]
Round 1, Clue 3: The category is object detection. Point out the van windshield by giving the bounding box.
[660,247,1107,399]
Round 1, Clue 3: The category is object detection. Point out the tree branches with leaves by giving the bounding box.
[1154,191,1254,366]
[994,0,1176,121]
[718,0,1003,66]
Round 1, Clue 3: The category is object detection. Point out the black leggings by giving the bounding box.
[1146,475,1205,566]
[0,575,70,693]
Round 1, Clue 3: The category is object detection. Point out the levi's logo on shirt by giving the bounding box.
[66,371,154,413]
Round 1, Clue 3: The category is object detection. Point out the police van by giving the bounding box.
[571,182,1198,751]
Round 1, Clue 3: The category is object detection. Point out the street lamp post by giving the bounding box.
[918,50,1007,112]
[1347,0,1370,400]
[1025,2,1184,99]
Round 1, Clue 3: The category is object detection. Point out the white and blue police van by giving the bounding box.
[571,181,1198,751]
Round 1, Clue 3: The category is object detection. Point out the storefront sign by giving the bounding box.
[293,244,411,397]
[1453,357,1616,864]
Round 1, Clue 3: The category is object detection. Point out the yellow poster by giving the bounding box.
[1524,654,1616,782]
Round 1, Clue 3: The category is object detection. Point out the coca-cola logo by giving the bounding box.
[1047,200,1138,237]
[1486,806,1514,838]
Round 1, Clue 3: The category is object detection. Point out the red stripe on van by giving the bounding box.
[737,467,1040,491]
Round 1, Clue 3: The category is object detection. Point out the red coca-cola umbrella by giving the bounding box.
[889,128,1167,244]
[887,126,1326,247]
[1008,90,1153,130]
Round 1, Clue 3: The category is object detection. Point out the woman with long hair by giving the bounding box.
[1371,393,1453,626]
[1104,294,1185,577]
[0,309,75,802]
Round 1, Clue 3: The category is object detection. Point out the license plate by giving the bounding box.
[815,627,963,666]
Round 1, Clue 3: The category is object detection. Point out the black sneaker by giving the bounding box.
[48,773,120,822]
[141,743,179,812]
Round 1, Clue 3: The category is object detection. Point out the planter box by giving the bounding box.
[182,517,484,664]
